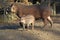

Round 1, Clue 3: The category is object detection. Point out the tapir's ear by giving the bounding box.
[10,3,14,7]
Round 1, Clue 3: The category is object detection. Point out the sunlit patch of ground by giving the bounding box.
[0,14,60,40]
[0,22,60,40]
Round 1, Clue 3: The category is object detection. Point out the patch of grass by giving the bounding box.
[0,13,19,24]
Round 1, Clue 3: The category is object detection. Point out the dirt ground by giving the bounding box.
[0,20,60,40]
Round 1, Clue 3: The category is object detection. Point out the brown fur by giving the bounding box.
[11,3,53,28]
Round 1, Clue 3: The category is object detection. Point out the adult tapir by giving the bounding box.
[11,3,53,28]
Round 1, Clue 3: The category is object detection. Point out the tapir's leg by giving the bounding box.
[47,16,53,27]
[43,18,48,28]
[32,22,34,30]
[23,24,25,30]
[27,24,30,30]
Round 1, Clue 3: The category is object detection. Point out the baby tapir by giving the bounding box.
[20,15,35,30]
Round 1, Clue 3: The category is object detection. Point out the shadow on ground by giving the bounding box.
[0,22,60,40]
[0,23,21,30]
